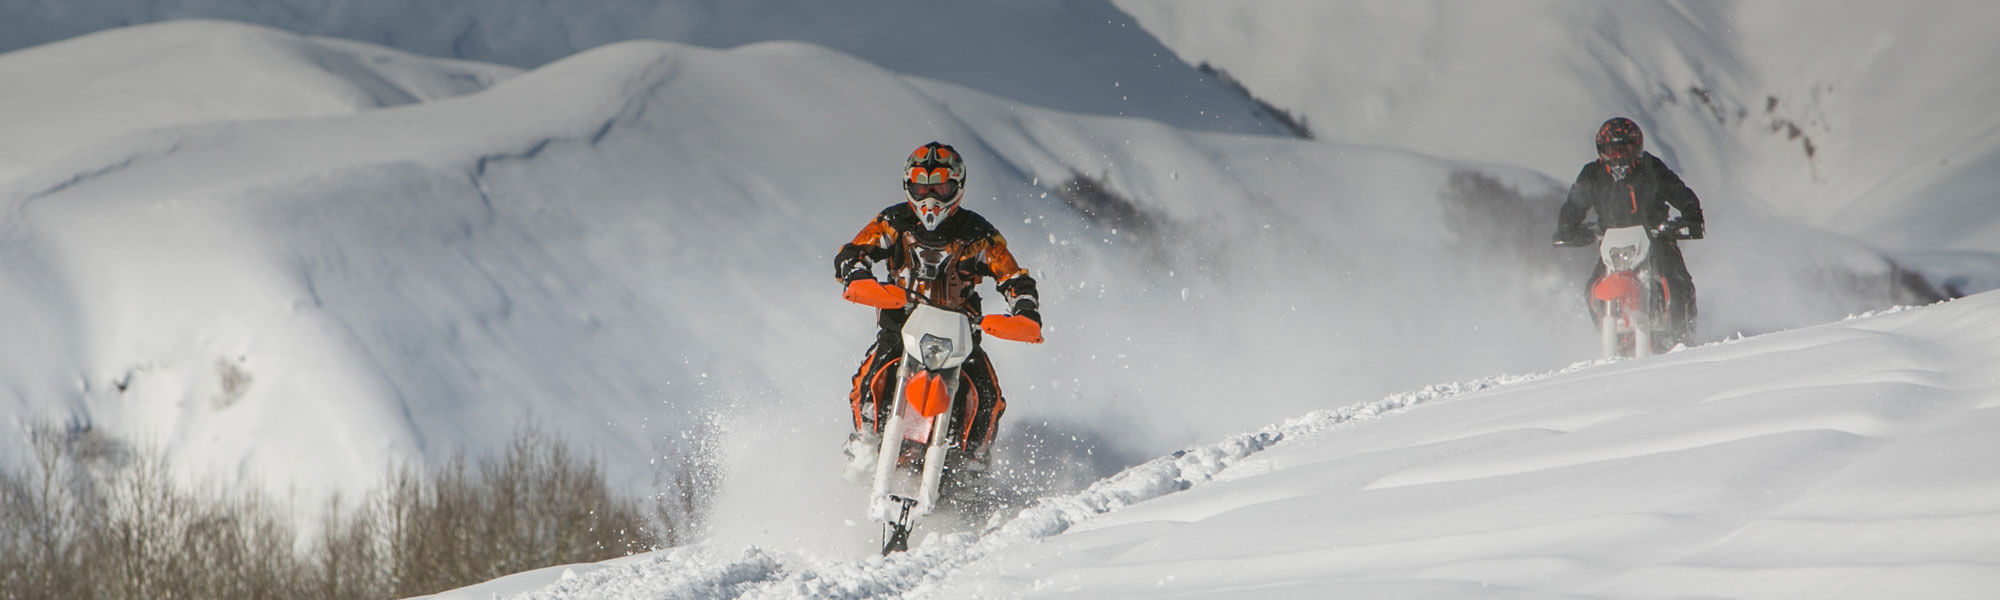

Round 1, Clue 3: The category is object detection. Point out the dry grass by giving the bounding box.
[1,423,694,600]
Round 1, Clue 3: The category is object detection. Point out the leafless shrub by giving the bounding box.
[1,422,684,600]
[384,425,661,597]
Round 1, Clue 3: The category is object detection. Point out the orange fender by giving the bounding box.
[904,372,951,418]
[843,280,908,310]
[1592,272,1640,302]
[980,314,1044,344]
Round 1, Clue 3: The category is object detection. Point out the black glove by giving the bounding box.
[1010,296,1042,324]
[1653,219,1704,240]
[837,256,873,284]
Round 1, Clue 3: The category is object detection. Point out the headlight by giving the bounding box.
[918,334,953,370]
[1606,245,1640,271]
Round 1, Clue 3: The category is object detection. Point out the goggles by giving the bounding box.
[1597,141,1638,164]
[906,180,959,200]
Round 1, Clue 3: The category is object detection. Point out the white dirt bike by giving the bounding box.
[842,279,1042,555]
[868,303,974,554]
[1560,220,1697,358]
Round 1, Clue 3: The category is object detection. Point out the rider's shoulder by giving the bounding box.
[946,208,1003,239]
[876,203,921,229]
[953,207,996,229]
[1638,152,1675,170]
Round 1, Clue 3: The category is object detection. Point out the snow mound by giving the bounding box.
[0,1,1289,137]
[0,19,515,182]
[434,365,1579,599]
[444,291,2000,598]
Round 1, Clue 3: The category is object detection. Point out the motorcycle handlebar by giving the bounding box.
[1651,220,1702,241]
[845,279,1044,344]
[1555,221,1700,247]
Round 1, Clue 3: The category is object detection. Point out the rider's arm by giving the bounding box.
[981,233,1040,323]
[835,215,897,283]
[1554,163,1597,245]
[1655,163,1705,237]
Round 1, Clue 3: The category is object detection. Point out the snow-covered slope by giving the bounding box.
[1115,0,2000,258]
[0,5,1994,598]
[0,17,1937,505]
[0,0,1287,137]
[0,20,515,183]
[0,18,1392,500]
[429,290,2000,599]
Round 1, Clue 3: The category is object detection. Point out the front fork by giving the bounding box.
[1599,269,1658,358]
[869,360,961,522]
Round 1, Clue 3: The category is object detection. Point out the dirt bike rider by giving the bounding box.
[1554,117,1706,346]
[836,141,1042,469]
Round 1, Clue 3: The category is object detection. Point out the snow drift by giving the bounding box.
[431,290,2000,599]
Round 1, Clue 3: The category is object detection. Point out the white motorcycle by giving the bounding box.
[869,303,974,553]
[842,279,1042,554]
[1559,220,1698,358]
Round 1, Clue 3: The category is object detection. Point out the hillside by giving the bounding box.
[0,5,1993,598]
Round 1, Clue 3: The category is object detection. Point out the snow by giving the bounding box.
[0,20,516,183]
[429,291,2000,600]
[1,3,1997,599]
[1113,0,2000,255]
[0,1,1284,137]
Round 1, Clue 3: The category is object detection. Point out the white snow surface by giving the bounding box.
[430,291,2000,599]
[0,4,1995,599]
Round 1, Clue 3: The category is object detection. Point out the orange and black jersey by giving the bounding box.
[1558,152,1704,232]
[835,203,1039,322]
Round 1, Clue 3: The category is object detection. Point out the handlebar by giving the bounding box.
[1554,220,1701,247]
[843,279,1043,343]
[1654,220,1703,241]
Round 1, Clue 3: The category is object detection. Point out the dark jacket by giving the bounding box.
[1557,152,1704,234]
[835,203,1040,327]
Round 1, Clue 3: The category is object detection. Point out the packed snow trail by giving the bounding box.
[499,363,1608,599]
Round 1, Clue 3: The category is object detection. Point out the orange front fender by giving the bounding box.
[904,372,951,418]
[1592,272,1640,302]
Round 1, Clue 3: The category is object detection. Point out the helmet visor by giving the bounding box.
[1597,141,1638,165]
[906,180,959,200]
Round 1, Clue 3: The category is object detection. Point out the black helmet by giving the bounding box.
[1595,117,1644,177]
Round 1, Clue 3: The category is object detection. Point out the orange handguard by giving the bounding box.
[981,314,1044,344]
[843,280,908,310]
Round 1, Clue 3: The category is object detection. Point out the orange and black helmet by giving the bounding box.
[904,141,967,231]
[1595,117,1644,168]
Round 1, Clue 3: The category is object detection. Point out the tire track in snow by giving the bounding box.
[518,361,1608,599]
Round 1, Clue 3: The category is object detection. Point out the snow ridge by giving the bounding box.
[513,362,1606,599]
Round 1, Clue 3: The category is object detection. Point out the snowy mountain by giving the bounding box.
[0,0,1286,137]
[1,3,1996,598]
[1115,0,2000,256]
